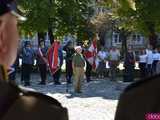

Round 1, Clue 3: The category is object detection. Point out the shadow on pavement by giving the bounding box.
[16,73,131,100]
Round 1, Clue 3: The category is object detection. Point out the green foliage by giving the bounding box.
[96,0,160,50]
[18,0,55,32]
[103,0,160,35]
[18,0,94,40]
[135,0,160,33]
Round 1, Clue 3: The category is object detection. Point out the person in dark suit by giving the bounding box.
[0,1,68,120]
[63,41,75,84]
[123,47,135,82]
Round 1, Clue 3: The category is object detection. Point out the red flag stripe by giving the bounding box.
[47,41,60,74]
[83,39,97,70]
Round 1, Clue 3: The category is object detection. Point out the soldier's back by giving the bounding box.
[115,74,160,120]
[0,82,68,120]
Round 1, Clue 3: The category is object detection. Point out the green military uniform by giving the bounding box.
[115,74,160,120]
[0,66,68,120]
[72,53,85,93]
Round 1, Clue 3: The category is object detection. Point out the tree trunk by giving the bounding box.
[37,32,45,46]
[120,29,128,59]
[98,27,106,47]
[48,27,54,45]
[147,22,157,49]
[149,32,157,49]
[48,0,54,45]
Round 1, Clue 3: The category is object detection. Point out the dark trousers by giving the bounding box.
[139,63,146,78]
[66,60,73,83]
[38,64,47,84]
[147,64,152,77]
[21,63,32,85]
[123,65,134,82]
[85,61,92,82]
[97,61,106,78]
[53,69,61,84]
[152,60,158,74]
[110,61,118,81]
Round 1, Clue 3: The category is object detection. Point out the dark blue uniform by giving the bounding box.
[63,45,75,84]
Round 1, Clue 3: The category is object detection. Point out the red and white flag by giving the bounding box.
[47,41,60,75]
[84,39,97,70]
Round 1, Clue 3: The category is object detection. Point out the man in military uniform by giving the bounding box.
[0,0,68,120]
[115,75,160,120]
[63,41,75,84]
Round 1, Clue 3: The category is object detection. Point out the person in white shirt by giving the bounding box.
[156,50,160,74]
[97,47,108,78]
[146,48,153,76]
[152,48,159,75]
[139,49,147,78]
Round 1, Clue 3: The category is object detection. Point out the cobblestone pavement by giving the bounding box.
[16,74,131,120]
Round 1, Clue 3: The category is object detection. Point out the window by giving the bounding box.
[112,32,121,45]
[132,34,143,44]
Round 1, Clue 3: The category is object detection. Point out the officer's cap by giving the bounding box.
[0,0,26,21]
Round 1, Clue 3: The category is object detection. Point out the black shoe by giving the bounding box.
[38,82,46,85]
[75,91,82,93]
[87,79,91,83]
[54,82,61,85]
[38,81,46,85]
[24,83,30,86]
[67,81,72,84]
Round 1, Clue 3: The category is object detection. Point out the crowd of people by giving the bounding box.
[8,39,87,93]
[7,39,119,93]
[138,46,160,78]
[8,38,160,93]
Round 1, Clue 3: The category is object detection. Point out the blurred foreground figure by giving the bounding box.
[0,0,68,120]
[115,74,160,120]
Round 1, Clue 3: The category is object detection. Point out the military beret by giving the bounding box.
[0,0,26,21]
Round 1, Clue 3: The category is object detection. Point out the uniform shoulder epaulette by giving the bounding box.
[124,74,160,92]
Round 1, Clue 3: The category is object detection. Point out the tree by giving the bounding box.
[18,0,94,44]
[134,0,160,48]
[102,0,160,48]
